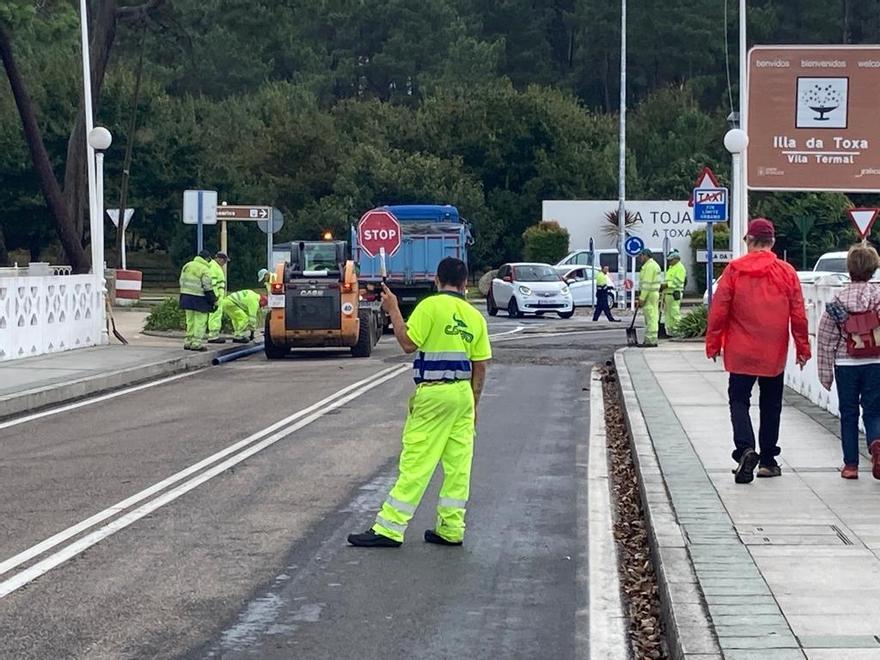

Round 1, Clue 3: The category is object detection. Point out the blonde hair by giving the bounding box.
[847,244,880,282]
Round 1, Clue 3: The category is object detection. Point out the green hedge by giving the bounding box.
[522,221,570,264]
[677,305,708,338]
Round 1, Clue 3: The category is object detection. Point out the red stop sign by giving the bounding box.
[357,209,402,257]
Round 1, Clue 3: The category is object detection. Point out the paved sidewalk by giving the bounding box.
[618,345,880,660]
[0,310,235,419]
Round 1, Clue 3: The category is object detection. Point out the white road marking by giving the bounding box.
[0,364,406,582]
[0,371,199,432]
[0,364,408,599]
[487,325,525,338]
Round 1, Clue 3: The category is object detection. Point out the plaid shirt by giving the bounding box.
[817,283,880,389]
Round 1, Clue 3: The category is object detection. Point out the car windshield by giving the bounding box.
[814,257,847,273]
[304,244,337,270]
[516,265,560,282]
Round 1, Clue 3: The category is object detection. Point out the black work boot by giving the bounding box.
[347,529,401,548]
[424,530,463,546]
[207,337,226,344]
[734,448,760,484]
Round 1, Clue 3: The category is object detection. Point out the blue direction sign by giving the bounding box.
[693,187,729,223]
[624,235,644,257]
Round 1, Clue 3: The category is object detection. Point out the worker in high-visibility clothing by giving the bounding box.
[178,250,217,352]
[348,257,492,548]
[636,248,662,347]
[206,251,229,344]
[223,290,267,343]
[258,268,276,294]
[662,250,687,336]
[592,265,620,322]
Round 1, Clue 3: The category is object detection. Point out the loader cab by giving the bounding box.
[284,241,348,280]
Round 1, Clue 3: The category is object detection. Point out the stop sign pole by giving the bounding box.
[358,209,402,258]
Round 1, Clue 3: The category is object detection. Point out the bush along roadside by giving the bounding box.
[676,305,708,338]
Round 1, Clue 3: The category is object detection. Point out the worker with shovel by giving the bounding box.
[636,248,662,347]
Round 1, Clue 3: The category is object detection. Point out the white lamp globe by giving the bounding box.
[88,126,112,151]
[724,128,748,154]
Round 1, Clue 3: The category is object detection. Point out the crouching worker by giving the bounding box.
[223,290,268,344]
[348,257,492,548]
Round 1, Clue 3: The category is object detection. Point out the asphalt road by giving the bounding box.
[0,309,625,659]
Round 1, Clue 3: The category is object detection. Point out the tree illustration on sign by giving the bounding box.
[801,83,842,121]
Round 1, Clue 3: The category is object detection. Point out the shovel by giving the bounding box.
[626,309,639,346]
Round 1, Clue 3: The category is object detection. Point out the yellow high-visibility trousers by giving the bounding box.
[642,293,660,346]
[184,310,208,349]
[207,296,224,339]
[373,380,475,543]
[664,293,682,335]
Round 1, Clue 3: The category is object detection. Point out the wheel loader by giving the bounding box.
[264,240,382,359]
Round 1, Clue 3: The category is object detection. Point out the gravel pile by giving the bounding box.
[601,364,668,660]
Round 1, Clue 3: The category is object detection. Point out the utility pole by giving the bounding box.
[617,0,627,309]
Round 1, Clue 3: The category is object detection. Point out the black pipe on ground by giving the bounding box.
[212,342,264,366]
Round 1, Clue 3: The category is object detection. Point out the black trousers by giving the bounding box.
[592,288,616,321]
[728,372,785,466]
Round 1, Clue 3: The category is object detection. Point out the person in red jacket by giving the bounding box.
[706,218,810,484]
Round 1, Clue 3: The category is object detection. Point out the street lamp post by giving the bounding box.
[89,126,112,343]
[78,0,99,274]
[736,0,749,259]
[724,129,749,257]
[617,0,627,309]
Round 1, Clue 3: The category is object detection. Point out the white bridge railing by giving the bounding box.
[785,281,843,417]
[0,273,105,361]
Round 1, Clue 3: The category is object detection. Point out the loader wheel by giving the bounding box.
[351,310,374,358]
[263,319,288,359]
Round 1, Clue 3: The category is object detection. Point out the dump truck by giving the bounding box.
[264,240,382,359]
[352,204,472,318]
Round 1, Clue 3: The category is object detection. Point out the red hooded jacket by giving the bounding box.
[705,250,810,377]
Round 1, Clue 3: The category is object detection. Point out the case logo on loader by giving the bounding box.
[299,289,322,296]
[444,313,474,343]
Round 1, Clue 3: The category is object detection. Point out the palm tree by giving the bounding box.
[602,209,638,241]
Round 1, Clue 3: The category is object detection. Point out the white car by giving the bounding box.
[560,266,617,307]
[488,262,574,319]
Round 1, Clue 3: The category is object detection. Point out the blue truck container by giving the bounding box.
[352,204,472,316]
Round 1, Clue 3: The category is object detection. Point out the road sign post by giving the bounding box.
[589,236,596,307]
[357,209,402,258]
[693,186,730,309]
[107,208,134,270]
[624,236,644,310]
[183,190,218,253]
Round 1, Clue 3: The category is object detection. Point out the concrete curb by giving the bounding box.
[0,348,237,421]
[586,367,630,660]
[613,349,722,660]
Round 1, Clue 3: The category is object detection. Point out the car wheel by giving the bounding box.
[608,292,616,307]
[487,292,498,316]
[557,308,574,319]
[508,296,523,318]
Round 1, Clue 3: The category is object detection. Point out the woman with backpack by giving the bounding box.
[818,244,880,480]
